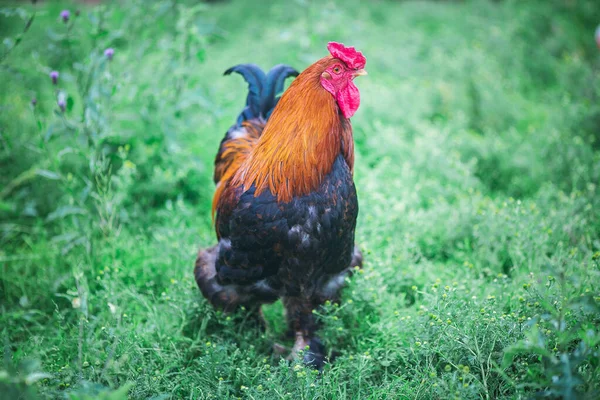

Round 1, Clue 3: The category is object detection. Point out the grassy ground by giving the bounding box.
[1,0,600,399]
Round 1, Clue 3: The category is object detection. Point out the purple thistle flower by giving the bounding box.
[104,48,115,61]
[58,98,66,112]
[31,98,37,107]
[50,71,59,85]
[60,10,70,23]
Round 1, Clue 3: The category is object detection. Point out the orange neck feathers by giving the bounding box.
[231,58,355,203]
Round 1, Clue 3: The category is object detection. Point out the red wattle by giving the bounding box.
[336,81,360,119]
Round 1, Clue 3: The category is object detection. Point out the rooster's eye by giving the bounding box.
[332,66,341,74]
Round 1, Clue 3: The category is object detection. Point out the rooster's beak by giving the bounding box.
[353,69,368,77]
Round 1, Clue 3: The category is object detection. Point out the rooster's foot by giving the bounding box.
[273,333,326,370]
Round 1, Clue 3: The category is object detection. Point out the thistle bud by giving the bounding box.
[60,10,70,23]
[104,48,115,61]
[50,71,59,85]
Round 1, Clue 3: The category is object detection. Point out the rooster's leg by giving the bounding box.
[281,245,363,368]
[282,245,363,339]
[280,296,327,369]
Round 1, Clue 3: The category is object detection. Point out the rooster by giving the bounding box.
[195,42,366,368]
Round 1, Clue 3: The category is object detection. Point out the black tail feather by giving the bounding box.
[262,64,299,119]
[224,63,298,126]
[224,64,266,126]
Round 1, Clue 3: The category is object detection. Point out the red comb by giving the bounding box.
[327,42,366,70]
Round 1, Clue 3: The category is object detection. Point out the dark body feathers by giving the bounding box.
[216,154,358,296]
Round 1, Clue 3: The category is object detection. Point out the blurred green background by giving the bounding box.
[1,0,599,399]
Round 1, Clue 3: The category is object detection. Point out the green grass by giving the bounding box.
[1,0,600,398]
